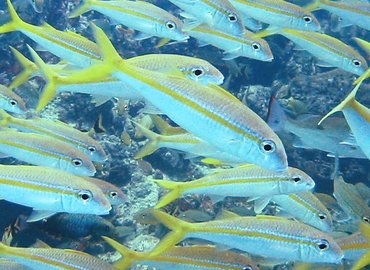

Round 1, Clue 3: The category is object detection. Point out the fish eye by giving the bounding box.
[78,191,92,201]
[166,21,176,30]
[88,146,96,152]
[242,266,253,270]
[9,99,18,106]
[192,68,204,77]
[252,42,261,51]
[352,59,362,66]
[292,176,302,183]
[303,15,313,23]
[363,216,370,223]
[110,191,118,198]
[72,158,83,167]
[260,140,276,153]
[318,214,327,220]
[228,13,237,22]
[315,239,329,251]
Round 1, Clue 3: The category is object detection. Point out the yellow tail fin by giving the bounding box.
[149,210,191,256]
[0,0,24,34]
[9,47,38,90]
[318,81,362,125]
[354,68,370,85]
[26,45,58,111]
[152,179,184,209]
[68,0,93,18]
[351,222,370,270]
[102,236,144,270]
[132,121,161,159]
[150,115,186,135]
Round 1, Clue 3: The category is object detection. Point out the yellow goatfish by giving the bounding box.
[0,109,107,162]
[69,0,188,41]
[0,84,26,114]
[305,0,370,30]
[0,242,116,270]
[103,237,260,270]
[0,130,96,176]
[0,165,111,222]
[84,177,127,206]
[151,210,343,263]
[153,164,315,208]
[63,24,288,172]
[256,28,368,76]
[229,0,320,31]
[0,0,101,67]
[319,81,370,159]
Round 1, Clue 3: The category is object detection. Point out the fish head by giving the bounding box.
[181,64,224,85]
[242,36,274,62]
[212,8,244,36]
[304,236,343,263]
[280,167,316,193]
[0,86,27,114]
[346,55,368,76]
[313,211,334,233]
[295,11,321,31]
[244,132,288,172]
[157,18,189,41]
[104,186,127,206]
[66,152,97,176]
[84,141,108,162]
[69,188,112,215]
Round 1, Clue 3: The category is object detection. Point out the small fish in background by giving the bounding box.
[230,0,321,31]
[319,81,370,159]
[0,165,112,222]
[336,223,370,262]
[355,183,370,206]
[168,0,244,36]
[333,175,370,224]
[84,177,127,206]
[153,164,315,208]
[305,0,370,30]
[267,96,367,159]
[41,213,118,239]
[150,210,343,263]
[186,24,273,61]
[0,85,26,114]
[104,237,260,270]
[0,242,116,270]
[68,0,189,42]
[0,110,107,163]
[26,0,44,13]
[0,131,96,176]
[256,28,368,76]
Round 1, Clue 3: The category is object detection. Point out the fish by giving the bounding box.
[0,130,96,176]
[169,0,244,35]
[229,0,320,31]
[355,182,370,205]
[0,0,101,67]
[64,24,288,172]
[333,175,370,224]
[0,242,116,270]
[42,213,117,238]
[0,165,111,222]
[269,191,334,232]
[104,236,260,270]
[133,120,245,164]
[151,210,343,263]
[0,259,28,270]
[319,81,370,159]
[84,177,126,206]
[267,97,367,159]
[0,109,107,163]
[305,0,370,30]
[26,0,44,13]
[186,24,273,61]
[353,37,370,58]
[336,225,369,261]
[257,28,368,76]
[69,0,188,41]
[350,222,370,270]
[0,85,26,114]
[153,164,315,208]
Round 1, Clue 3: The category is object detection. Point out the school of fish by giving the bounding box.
[0,0,368,269]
